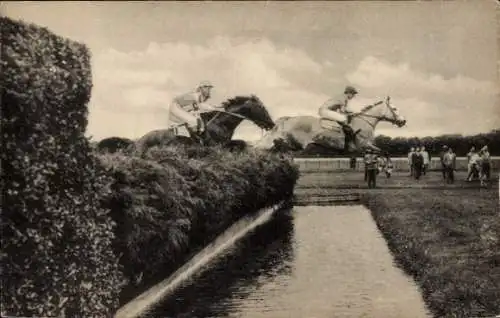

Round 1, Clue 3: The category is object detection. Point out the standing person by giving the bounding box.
[318,85,360,151]
[377,155,386,176]
[350,156,357,170]
[384,152,394,178]
[439,145,449,180]
[466,146,477,180]
[364,149,378,188]
[421,146,430,176]
[412,147,424,180]
[443,147,456,183]
[479,145,491,181]
[467,148,481,182]
[408,147,415,176]
[363,150,370,181]
[167,81,223,139]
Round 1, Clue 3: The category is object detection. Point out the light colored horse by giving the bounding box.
[254,96,406,154]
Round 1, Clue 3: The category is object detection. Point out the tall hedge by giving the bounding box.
[1,17,124,316]
[99,145,299,302]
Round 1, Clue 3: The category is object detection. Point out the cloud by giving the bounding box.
[86,45,498,142]
[345,56,499,137]
[87,36,327,141]
[347,56,495,97]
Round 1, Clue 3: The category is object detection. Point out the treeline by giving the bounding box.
[374,129,500,156]
[297,129,500,157]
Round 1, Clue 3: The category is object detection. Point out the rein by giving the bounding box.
[350,99,397,128]
[205,110,248,127]
[170,110,248,130]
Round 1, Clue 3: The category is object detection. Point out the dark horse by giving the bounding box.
[129,95,275,156]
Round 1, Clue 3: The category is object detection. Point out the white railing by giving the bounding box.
[293,157,500,172]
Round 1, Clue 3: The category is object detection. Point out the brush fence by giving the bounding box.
[293,157,500,172]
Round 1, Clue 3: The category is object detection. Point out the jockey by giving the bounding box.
[168,80,223,137]
[318,85,359,144]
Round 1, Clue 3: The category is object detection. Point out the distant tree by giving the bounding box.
[372,129,500,156]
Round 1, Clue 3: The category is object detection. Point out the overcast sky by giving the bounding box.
[3,1,499,141]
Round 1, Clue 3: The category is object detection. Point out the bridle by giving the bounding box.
[350,97,400,129]
[205,99,271,130]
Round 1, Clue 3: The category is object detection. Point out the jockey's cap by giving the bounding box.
[199,80,214,88]
[481,145,488,151]
[344,85,358,95]
[443,145,448,149]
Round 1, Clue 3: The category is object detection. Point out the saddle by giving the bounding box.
[172,122,205,146]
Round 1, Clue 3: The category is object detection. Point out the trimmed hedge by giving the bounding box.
[1,17,124,317]
[99,145,299,302]
[96,136,134,154]
[1,16,299,316]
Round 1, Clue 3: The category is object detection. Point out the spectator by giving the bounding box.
[363,150,370,181]
[467,146,476,162]
[412,147,424,180]
[479,145,491,181]
[384,152,393,178]
[467,149,481,182]
[377,155,386,175]
[350,156,357,170]
[466,146,477,179]
[443,147,456,183]
[439,145,448,180]
[364,149,378,188]
[408,147,415,176]
[421,146,430,175]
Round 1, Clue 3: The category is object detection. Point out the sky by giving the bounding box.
[2,1,499,142]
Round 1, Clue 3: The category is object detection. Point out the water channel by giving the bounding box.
[143,205,431,318]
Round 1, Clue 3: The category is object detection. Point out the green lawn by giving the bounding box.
[296,170,499,317]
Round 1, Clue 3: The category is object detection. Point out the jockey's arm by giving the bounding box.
[318,98,350,123]
[197,101,224,112]
[320,98,343,112]
[169,101,199,129]
[170,92,203,130]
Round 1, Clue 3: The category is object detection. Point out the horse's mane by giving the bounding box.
[359,100,383,113]
[201,94,270,128]
[220,94,259,110]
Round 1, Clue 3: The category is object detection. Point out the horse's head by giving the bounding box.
[361,96,406,127]
[223,95,275,130]
[384,96,406,127]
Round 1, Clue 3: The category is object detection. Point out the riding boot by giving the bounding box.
[187,126,203,146]
[341,124,355,152]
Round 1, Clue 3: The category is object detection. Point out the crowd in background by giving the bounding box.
[409,145,491,185]
[359,144,492,188]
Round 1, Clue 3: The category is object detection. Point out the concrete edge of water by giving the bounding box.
[113,200,288,318]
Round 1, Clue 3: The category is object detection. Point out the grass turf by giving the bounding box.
[358,173,499,317]
[297,170,499,317]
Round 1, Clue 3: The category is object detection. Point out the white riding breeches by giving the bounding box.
[166,102,203,137]
[168,102,199,128]
[318,108,348,124]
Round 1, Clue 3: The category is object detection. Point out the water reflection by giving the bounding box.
[144,205,430,318]
[145,210,295,318]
